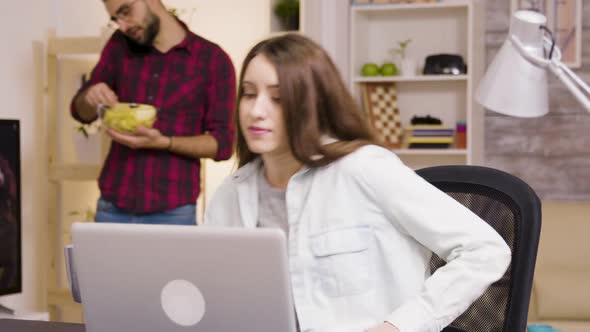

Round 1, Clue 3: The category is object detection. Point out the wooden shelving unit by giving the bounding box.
[349,0,485,168]
[38,30,110,322]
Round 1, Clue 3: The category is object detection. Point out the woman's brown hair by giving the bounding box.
[235,33,380,168]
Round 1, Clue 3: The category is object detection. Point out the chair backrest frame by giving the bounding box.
[416,165,542,332]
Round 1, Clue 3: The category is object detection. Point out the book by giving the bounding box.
[405,125,453,130]
[408,136,454,144]
[411,129,455,136]
[408,143,451,149]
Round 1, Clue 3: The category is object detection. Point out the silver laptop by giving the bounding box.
[70,222,297,332]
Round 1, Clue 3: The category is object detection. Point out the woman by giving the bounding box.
[204,34,511,332]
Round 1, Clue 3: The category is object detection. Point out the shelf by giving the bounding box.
[354,75,468,83]
[348,0,484,167]
[0,311,50,321]
[47,36,104,56]
[352,0,470,12]
[392,148,467,155]
[49,164,101,181]
[48,287,78,307]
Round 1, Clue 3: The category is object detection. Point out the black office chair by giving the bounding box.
[416,165,542,332]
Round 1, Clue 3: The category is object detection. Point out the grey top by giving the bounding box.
[257,168,289,236]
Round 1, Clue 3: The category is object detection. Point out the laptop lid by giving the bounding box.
[71,222,297,332]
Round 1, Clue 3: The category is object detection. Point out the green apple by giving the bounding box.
[380,62,398,76]
[361,63,380,77]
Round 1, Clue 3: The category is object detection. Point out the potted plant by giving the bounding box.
[72,121,102,164]
[274,0,300,31]
[167,7,197,25]
[390,38,416,76]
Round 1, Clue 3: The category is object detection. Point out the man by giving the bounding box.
[71,0,235,224]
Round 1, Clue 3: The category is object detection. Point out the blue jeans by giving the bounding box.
[95,197,196,225]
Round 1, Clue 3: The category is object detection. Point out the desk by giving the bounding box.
[0,311,50,321]
[0,319,84,332]
[0,318,475,332]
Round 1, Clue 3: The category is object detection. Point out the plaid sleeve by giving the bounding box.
[204,47,236,161]
[70,32,122,124]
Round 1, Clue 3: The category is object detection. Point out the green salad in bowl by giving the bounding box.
[98,103,157,133]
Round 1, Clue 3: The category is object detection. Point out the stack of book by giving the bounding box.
[405,125,454,149]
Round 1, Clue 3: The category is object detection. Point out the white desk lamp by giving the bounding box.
[476,10,590,117]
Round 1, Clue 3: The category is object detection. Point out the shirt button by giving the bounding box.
[153,73,159,78]
[148,96,154,101]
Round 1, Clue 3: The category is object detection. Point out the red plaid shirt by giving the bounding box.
[71,28,235,213]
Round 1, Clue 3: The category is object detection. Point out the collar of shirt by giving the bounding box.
[125,18,195,55]
[232,136,338,183]
[173,19,195,54]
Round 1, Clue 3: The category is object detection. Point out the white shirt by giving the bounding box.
[205,145,511,332]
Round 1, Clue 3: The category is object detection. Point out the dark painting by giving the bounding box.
[0,120,21,295]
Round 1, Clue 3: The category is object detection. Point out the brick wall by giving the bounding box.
[484,0,590,200]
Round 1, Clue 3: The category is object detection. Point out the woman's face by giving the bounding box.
[239,54,290,158]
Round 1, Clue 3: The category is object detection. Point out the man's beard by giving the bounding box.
[128,13,160,46]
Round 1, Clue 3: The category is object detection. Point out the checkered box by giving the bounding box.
[362,82,403,148]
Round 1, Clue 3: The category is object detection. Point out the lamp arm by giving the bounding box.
[557,61,590,96]
[549,62,590,112]
[510,34,590,113]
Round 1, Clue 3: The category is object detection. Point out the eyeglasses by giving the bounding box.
[109,0,141,24]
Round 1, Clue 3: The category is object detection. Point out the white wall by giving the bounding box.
[0,0,53,313]
[54,0,109,37]
[307,0,350,83]
[167,0,271,74]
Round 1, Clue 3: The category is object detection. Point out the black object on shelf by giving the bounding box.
[409,143,451,149]
[411,115,442,125]
[423,54,467,75]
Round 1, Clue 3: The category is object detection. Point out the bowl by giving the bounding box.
[98,103,157,133]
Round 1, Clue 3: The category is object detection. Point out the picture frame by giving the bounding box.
[0,119,22,296]
[362,82,403,148]
[510,0,582,68]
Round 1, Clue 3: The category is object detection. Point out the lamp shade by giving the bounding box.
[476,11,549,117]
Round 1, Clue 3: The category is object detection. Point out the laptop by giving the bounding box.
[69,222,297,332]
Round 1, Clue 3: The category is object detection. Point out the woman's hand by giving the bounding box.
[365,322,400,332]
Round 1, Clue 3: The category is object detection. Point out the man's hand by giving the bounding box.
[83,83,119,109]
[107,126,170,150]
[365,322,400,332]
[74,83,119,122]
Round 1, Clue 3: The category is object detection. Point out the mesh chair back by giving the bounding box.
[416,165,541,332]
